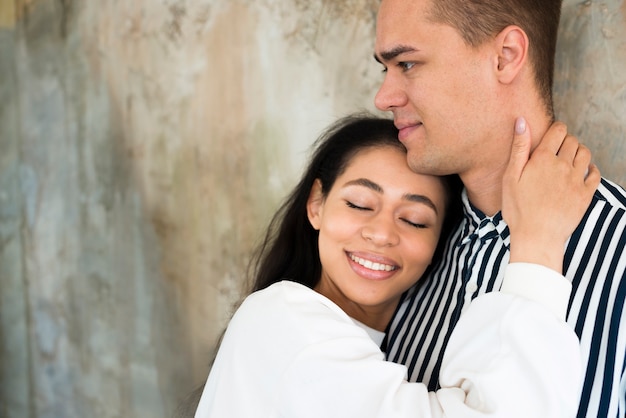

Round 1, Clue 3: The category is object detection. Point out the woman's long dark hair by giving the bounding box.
[249,113,462,292]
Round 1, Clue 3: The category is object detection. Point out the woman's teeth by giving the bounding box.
[350,254,396,271]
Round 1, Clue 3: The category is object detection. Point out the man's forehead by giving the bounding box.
[377,0,431,22]
[375,1,436,55]
[376,0,433,38]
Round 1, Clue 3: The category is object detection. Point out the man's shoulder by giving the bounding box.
[594,177,626,210]
[569,177,626,269]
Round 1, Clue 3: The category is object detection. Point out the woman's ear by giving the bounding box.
[307,179,324,230]
[495,25,528,84]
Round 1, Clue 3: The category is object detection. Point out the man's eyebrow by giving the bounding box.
[374,45,418,63]
[343,178,439,214]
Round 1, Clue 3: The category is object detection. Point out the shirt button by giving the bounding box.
[466,282,478,294]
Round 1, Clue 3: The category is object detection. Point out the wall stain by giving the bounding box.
[0,0,16,28]
[165,2,186,42]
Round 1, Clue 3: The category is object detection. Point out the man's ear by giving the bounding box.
[307,179,324,230]
[494,25,528,84]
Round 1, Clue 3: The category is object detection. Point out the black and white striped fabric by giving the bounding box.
[385,178,626,418]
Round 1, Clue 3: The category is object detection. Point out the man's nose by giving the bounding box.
[375,74,407,111]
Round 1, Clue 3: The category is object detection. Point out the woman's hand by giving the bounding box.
[502,117,601,273]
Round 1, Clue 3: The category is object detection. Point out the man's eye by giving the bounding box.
[399,62,416,71]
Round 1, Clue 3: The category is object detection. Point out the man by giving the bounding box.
[373,1,626,417]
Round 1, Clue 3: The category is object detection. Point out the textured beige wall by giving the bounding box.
[555,0,626,185]
[0,0,624,417]
[0,1,381,417]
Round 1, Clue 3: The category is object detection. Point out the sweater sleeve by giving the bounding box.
[276,263,581,418]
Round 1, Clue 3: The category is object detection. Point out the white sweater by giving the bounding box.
[195,263,581,418]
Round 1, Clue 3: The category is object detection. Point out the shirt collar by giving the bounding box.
[459,188,510,247]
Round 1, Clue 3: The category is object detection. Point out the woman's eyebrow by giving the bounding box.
[344,178,382,193]
[343,178,438,214]
[403,193,438,214]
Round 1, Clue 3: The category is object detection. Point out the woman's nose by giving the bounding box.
[361,216,400,247]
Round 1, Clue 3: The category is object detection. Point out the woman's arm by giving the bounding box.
[435,263,580,418]
[276,263,579,418]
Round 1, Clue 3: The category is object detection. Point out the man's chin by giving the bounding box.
[407,157,449,176]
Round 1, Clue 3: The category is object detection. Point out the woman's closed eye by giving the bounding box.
[346,201,371,211]
[401,217,427,229]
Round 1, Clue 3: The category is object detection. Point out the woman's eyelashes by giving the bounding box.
[345,200,429,229]
[401,218,427,229]
[346,200,371,211]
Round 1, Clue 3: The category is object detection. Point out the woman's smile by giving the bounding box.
[347,251,399,280]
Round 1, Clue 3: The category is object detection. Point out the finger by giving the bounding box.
[535,121,568,155]
[505,117,532,182]
[584,163,601,190]
[571,144,592,176]
[556,134,580,163]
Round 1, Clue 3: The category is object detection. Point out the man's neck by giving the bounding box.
[463,114,553,217]
[462,166,506,217]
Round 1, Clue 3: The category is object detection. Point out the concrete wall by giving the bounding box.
[0,1,623,417]
[555,1,626,183]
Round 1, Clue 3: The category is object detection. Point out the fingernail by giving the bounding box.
[515,117,527,135]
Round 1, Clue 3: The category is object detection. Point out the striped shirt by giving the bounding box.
[386,178,626,418]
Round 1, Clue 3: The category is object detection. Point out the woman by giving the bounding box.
[193,114,599,417]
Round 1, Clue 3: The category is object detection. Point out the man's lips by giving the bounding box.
[396,122,422,142]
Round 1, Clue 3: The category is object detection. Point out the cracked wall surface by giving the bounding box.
[0,0,624,417]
